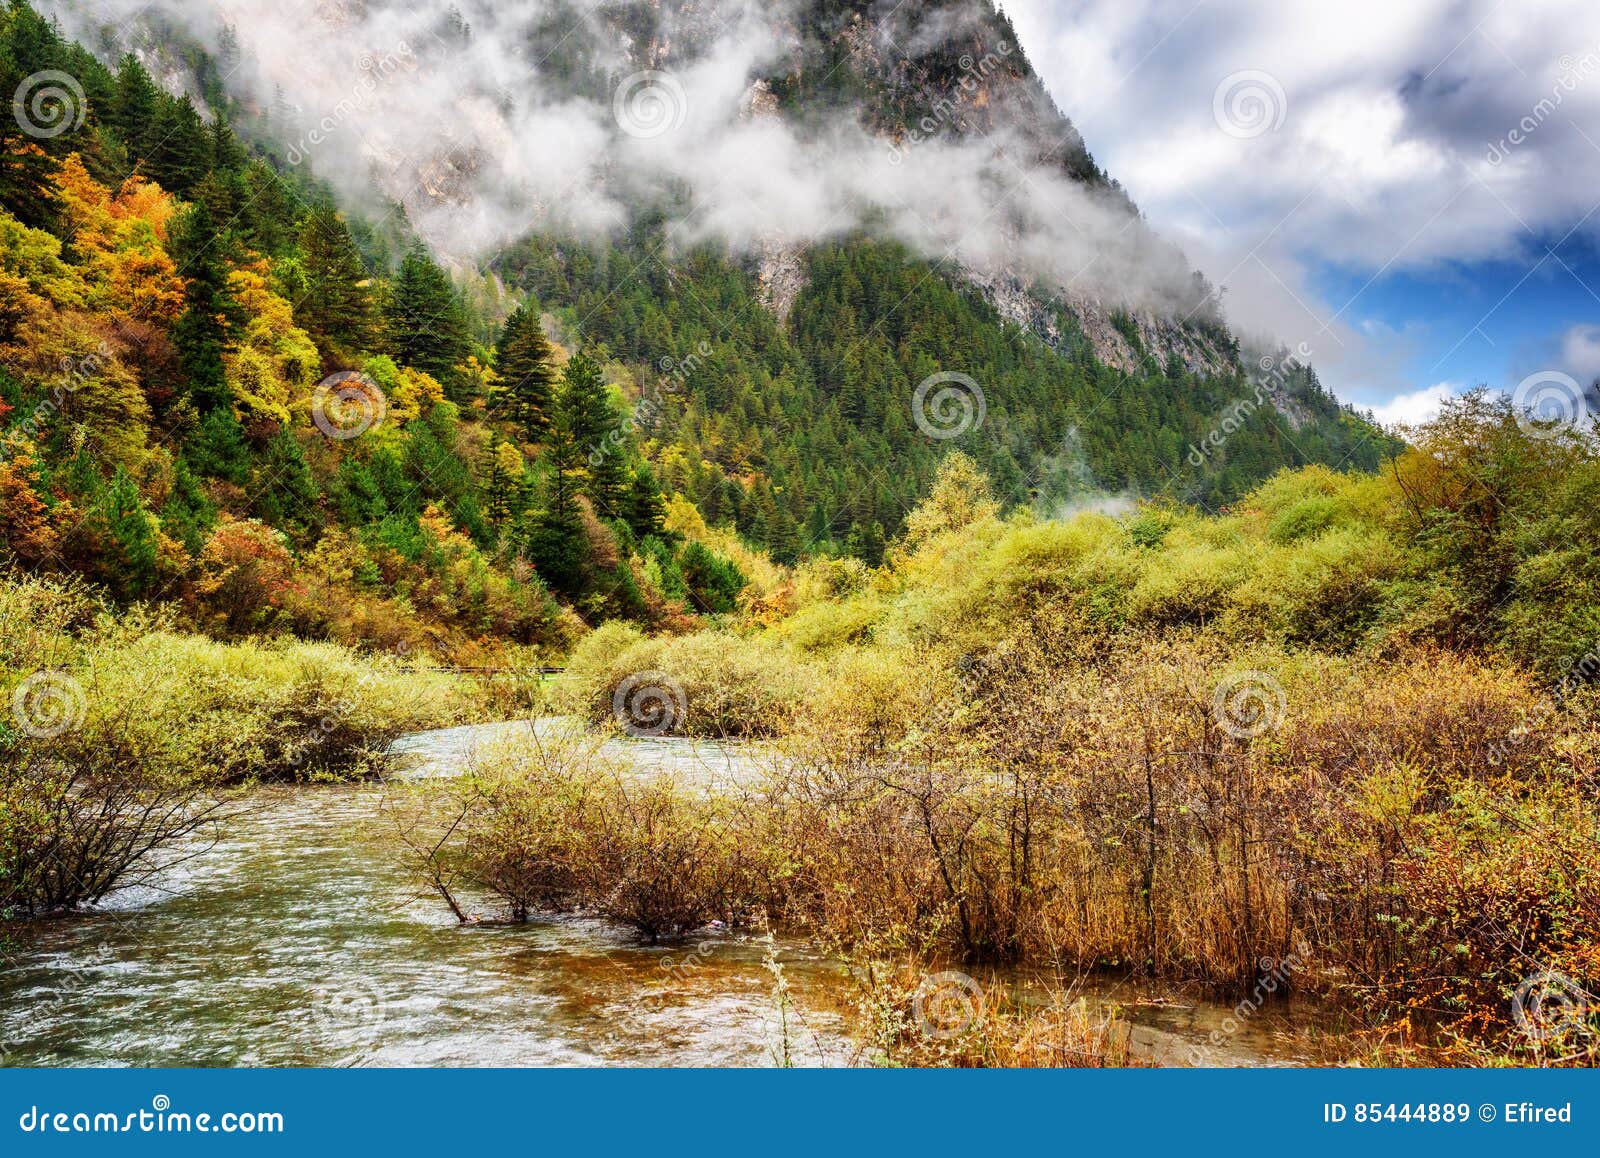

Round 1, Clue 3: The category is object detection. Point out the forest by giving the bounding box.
[0,1,1388,663]
[1,0,1595,1071]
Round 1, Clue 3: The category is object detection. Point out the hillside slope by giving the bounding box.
[1,1,1393,655]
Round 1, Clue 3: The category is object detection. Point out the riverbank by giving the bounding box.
[0,723,1330,1068]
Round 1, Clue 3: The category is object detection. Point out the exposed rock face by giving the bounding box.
[698,0,1240,378]
[961,265,1236,378]
[756,238,807,323]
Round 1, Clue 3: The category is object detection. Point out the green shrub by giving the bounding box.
[561,630,805,738]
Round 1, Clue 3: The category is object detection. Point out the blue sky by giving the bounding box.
[1310,231,1600,416]
[1004,0,1600,421]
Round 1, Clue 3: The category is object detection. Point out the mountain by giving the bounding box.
[0,0,1394,654]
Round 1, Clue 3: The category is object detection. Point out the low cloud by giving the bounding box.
[42,0,1212,316]
[1559,323,1600,386]
[1005,0,1600,402]
[1370,381,1458,427]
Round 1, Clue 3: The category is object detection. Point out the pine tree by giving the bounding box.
[146,95,208,196]
[171,200,234,412]
[383,243,471,393]
[625,464,669,541]
[553,350,625,511]
[493,304,557,440]
[521,354,609,594]
[217,24,242,78]
[196,119,247,220]
[297,204,376,357]
[251,430,320,541]
[238,160,299,257]
[480,437,516,531]
[98,468,160,599]
[588,442,630,518]
[187,408,251,483]
[159,457,217,556]
[0,60,58,228]
[524,457,586,597]
[769,506,801,565]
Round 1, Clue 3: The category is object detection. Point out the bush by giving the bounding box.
[558,629,807,739]
[1,573,469,915]
[395,731,771,938]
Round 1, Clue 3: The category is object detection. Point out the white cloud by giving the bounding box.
[1560,323,1600,385]
[1004,0,1600,402]
[40,0,1213,315]
[1370,381,1458,427]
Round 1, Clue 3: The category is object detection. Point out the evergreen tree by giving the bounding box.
[296,205,376,357]
[187,408,250,483]
[217,24,242,78]
[158,457,217,556]
[171,200,234,413]
[493,304,557,440]
[98,468,160,599]
[553,350,624,510]
[252,430,320,541]
[383,243,471,393]
[524,458,586,597]
[146,94,208,195]
[680,541,745,614]
[624,464,669,541]
[0,59,57,227]
[479,437,516,531]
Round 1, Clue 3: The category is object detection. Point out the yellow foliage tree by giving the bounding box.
[0,206,91,389]
[357,354,445,428]
[225,266,321,430]
[50,154,183,325]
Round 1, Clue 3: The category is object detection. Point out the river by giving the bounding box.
[0,721,1321,1067]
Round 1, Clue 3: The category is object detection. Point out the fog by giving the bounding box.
[43,0,1207,314]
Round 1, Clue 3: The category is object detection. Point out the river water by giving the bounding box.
[0,721,1320,1067]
